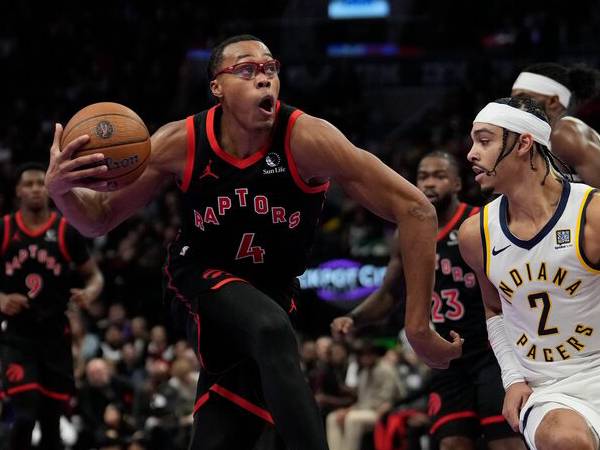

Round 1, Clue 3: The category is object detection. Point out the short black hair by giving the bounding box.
[207,34,264,80]
[419,150,461,177]
[15,162,47,184]
[523,62,600,105]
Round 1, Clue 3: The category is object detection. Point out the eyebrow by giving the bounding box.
[234,52,273,62]
[472,128,495,137]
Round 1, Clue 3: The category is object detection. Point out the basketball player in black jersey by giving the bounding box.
[0,163,104,450]
[44,35,461,449]
[332,152,524,450]
[511,63,600,187]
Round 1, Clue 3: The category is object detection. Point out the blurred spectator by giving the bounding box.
[146,325,173,363]
[76,358,134,450]
[326,342,405,450]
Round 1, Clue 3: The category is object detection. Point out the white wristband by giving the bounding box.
[486,315,526,389]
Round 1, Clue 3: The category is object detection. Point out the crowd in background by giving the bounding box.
[2,1,600,448]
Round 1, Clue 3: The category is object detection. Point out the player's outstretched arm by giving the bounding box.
[46,121,186,237]
[331,231,403,338]
[551,120,600,188]
[292,114,461,368]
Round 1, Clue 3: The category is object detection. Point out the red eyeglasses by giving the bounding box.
[213,59,281,80]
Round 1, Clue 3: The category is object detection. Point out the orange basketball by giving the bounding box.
[61,102,151,191]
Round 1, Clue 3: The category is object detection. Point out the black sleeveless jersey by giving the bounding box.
[432,203,488,358]
[0,211,90,336]
[168,101,328,291]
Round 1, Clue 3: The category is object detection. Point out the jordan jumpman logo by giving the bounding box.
[199,159,219,180]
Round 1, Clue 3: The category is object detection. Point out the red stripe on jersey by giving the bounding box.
[15,211,57,238]
[1,382,70,402]
[480,415,506,426]
[206,105,275,169]
[437,203,467,241]
[210,384,274,424]
[469,206,480,217]
[58,218,72,263]
[210,277,246,290]
[284,110,330,194]
[181,115,196,192]
[430,410,478,434]
[193,391,210,414]
[2,214,10,255]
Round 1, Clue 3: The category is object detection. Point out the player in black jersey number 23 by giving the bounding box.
[45,35,461,450]
[0,163,104,450]
[332,152,525,450]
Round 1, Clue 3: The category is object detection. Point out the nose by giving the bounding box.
[256,77,271,89]
[467,145,478,163]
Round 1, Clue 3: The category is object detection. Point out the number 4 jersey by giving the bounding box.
[167,102,328,294]
[481,182,600,385]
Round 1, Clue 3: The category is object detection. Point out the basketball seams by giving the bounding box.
[62,114,148,148]
[72,137,151,155]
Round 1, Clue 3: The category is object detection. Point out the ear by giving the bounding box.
[547,95,563,111]
[210,80,223,100]
[516,133,535,157]
[453,175,462,193]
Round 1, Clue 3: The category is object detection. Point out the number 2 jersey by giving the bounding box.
[481,182,600,385]
[165,101,328,296]
[0,211,90,337]
[433,203,487,358]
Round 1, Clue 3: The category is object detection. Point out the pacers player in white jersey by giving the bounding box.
[459,96,600,450]
[511,63,600,187]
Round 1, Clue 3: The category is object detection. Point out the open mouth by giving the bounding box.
[258,96,275,114]
[472,166,485,175]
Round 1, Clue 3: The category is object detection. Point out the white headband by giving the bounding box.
[473,102,551,148]
[512,72,571,108]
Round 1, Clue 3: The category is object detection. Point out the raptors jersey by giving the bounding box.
[0,211,90,336]
[481,182,600,385]
[169,101,328,291]
[433,203,486,358]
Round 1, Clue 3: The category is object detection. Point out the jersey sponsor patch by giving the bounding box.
[556,229,571,246]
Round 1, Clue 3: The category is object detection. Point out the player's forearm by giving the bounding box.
[487,315,525,389]
[397,200,437,336]
[51,188,110,237]
[83,269,104,302]
[349,289,396,325]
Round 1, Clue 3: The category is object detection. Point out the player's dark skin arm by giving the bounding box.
[45,121,186,237]
[331,231,403,337]
[70,258,104,308]
[551,119,600,188]
[291,114,461,369]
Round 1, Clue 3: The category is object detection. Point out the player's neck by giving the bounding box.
[504,176,563,227]
[19,207,52,228]
[219,111,272,159]
[437,197,461,231]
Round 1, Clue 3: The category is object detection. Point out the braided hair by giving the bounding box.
[485,97,572,184]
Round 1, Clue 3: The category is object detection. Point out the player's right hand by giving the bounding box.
[46,123,108,197]
[330,316,355,339]
[0,293,30,316]
[503,381,532,432]
[406,328,463,369]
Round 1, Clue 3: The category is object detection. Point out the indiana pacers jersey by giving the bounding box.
[167,101,328,293]
[481,182,600,385]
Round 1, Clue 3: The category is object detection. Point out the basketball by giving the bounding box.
[61,102,151,191]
